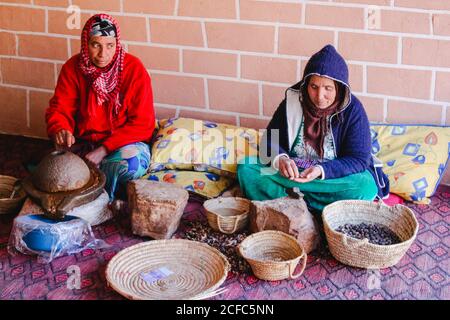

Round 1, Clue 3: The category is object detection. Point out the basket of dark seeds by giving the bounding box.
[322,200,418,269]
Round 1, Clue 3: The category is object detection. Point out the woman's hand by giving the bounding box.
[85,146,108,167]
[54,130,75,148]
[278,156,299,180]
[293,166,322,183]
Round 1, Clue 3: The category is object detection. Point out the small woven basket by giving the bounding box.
[0,175,26,215]
[204,197,251,234]
[238,230,307,281]
[322,200,419,269]
[106,239,230,300]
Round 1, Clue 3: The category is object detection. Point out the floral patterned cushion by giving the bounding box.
[149,117,260,178]
[142,170,234,199]
[371,124,450,204]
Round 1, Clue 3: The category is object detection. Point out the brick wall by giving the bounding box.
[0,0,449,183]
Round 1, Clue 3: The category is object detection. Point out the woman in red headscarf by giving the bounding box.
[46,14,155,201]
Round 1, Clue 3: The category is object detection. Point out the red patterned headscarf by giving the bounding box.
[79,14,125,115]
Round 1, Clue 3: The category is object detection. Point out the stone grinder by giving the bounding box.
[21,150,106,220]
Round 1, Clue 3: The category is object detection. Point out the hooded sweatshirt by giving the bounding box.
[261,44,390,198]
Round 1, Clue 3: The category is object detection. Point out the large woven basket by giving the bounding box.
[322,200,419,269]
[106,239,230,300]
[238,230,307,281]
[204,197,251,234]
[0,175,26,215]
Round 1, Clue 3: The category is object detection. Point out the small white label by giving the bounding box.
[140,267,174,284]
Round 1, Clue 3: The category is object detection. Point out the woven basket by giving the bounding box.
[0,175,26,215]
[106,239,230,300]
[238,230,307,281]
[322,200,419,269]
[204,197,250,234]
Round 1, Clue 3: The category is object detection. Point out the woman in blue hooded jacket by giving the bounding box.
[237,45,389,212]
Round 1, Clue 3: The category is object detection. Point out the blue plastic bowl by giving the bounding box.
[19,214,80,252]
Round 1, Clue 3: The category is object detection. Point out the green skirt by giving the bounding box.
[237,156,378,212]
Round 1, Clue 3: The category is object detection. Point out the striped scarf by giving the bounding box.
[79,14,125,115]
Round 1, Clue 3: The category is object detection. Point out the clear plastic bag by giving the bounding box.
[8,214,110,263]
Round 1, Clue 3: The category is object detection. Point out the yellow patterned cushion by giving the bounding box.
[371,124,450,204]
[150,117,260,178]
[142,170,234,199]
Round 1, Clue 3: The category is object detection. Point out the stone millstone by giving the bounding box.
[128,180,189,240]
[250,197,320,254]
[31,150,91,193]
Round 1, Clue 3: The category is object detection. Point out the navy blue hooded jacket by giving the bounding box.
[261,44,390,198]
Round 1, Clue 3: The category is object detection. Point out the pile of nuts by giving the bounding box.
[181,220,251,274]
[336,222,401,245]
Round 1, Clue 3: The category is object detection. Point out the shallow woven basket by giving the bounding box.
[238,230,307,281]
[106,239,230,300]
[204,197,251,234]
[0,175,26,215]
[322,200,419,269]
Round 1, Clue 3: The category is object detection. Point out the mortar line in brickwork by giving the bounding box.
[355,93,447,107]
[397,36,402,65]
[430,71,437,101]
[235,0,240,20]
[156,103,265,119]
[174,0,180,16]
[346,60,450,73]
[0,55,67,64]
[149,69,291,87]
[66,38,71,61]
[204,78,210,110]
[53,63,58,87]
[237,54,241,79]
[0,29,77,39]
[26,89,30,128]
[363,6,368,31]
[363,64,367,94]
[274,24,279,54]
[383,97,388,123]
[441,105,447,126]
[179,49,183,73]
[201,21,207,48]
[14,34,19,56]
[258,83,263,116]
[429,12,434,35]
[146,17,151,43]
[44,8,48,33]
[296,59,301,82]
[119,0,123,13]
[334,30,338,48]
[300,2,306,25]
[291,1,450,15]
[0,83,54,94]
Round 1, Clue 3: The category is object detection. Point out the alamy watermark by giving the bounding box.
[67,265,81,290]
[66,5,81,30]
[367,5,381,30]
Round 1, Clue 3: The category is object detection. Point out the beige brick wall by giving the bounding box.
[0,0,449,183]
